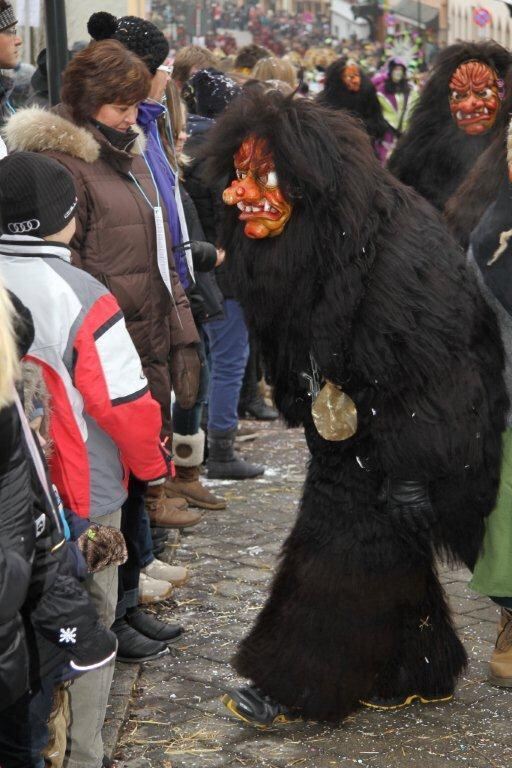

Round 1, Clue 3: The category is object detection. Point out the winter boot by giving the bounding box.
[206,428,265,480]
[489,607,512,687]
[145,484,203,528]
[165,430,226,510]
[126,607,184,642]
[112,617,169,663]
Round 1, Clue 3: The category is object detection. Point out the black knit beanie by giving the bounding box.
[0,153,78,238]
[0,1,16,33]
[88,12,169,75]
[183,69,241,119]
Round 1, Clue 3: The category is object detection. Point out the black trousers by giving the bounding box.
[116,475,146,619]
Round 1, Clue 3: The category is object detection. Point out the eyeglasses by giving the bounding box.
[1,26,18,37]
[157,64,173,76]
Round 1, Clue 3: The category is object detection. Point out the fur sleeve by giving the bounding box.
[357,228,507,479]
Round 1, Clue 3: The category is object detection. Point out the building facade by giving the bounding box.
[447,0,512,47]
[331,0,370,40]
[12,0,150,54]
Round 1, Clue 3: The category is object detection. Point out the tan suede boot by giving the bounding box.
[166,466,227,510]
[167,430,227,510]
[145,484,202,528]
[489,607,512,687]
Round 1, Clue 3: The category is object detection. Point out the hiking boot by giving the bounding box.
[360,690,454,710]
[142,558,189,586]
[489,607,512,687]
[112,617,169,663]
[207,428,264,480]
[222,685,299,728]
[238,395,279,421]
[126,607,184,643]
[145,484,202,528]
[166,466,226,510]
[138,572,174,604]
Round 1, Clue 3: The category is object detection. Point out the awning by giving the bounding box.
[390,1,439,29]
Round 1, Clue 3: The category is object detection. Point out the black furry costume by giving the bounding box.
[317,57,387,143]
[445,69,512,250]
[389,42,512,211]
[203,92,508,723]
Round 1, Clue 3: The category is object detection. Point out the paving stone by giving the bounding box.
[109,421,510,767]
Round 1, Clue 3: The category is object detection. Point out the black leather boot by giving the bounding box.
[206,428,264,480]
[112,617,169,663]
[126,607,184,642]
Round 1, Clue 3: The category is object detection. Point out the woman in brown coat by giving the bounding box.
[4,40,201,683]
[4,40,199,438]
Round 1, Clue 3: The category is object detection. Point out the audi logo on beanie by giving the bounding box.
[8,219,41,234]
[0,152,78,239]
[63,198,78,220]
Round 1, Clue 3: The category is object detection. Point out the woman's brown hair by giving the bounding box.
[61,39,151,124]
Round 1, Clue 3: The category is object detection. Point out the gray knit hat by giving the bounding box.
[0,1,16,33]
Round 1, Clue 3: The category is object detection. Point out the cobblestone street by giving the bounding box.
[107,421,512,768]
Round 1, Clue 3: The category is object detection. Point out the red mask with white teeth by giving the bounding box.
[222,136,293,239]
[449,60,500,136]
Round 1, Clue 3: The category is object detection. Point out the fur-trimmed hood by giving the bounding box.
[3,105,146,163]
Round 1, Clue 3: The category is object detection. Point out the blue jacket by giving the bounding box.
[137,100,189,289]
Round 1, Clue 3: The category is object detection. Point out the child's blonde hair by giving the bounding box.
[0,278,20,407]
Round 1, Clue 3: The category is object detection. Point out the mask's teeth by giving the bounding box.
[263,200,271,212]
[237,202,245,210]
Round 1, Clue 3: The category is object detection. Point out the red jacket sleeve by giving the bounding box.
[73,293,168,482]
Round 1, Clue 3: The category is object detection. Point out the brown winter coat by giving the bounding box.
[4,106,199,438]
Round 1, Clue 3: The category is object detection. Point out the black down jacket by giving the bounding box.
[184,115,235,300]
[0,296,117,709]
[0,402,34,709]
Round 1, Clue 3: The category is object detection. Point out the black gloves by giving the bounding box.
[379,478,437,535]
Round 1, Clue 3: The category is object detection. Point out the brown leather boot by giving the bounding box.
[166,466,227,510]
[169,430,227,510]
[489,607,512,687]
[145,484,202,528]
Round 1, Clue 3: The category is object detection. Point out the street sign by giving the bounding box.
[473,7,492,27]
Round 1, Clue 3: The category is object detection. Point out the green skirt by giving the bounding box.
[470,428,512,598]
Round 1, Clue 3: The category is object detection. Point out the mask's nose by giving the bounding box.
[223,175,261,205]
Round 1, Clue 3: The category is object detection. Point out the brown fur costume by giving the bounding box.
[203,92,508,722]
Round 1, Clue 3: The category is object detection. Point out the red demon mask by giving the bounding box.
[342,63,361,93]
[449,60,500,136]
[222,136,293,239]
